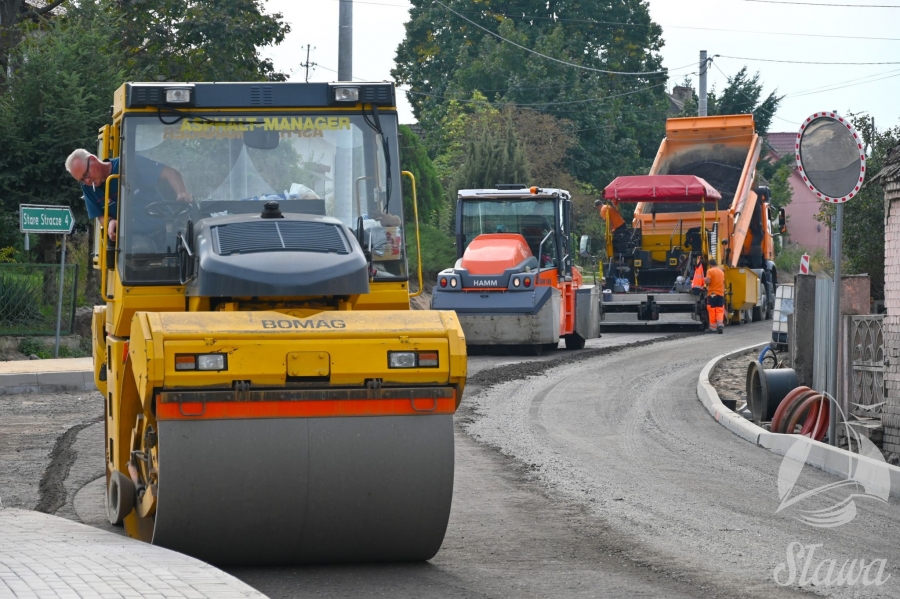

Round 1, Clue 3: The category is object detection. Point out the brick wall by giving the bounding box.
[881,178,900,453]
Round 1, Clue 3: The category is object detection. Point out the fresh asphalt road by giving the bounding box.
[61,325,900,597]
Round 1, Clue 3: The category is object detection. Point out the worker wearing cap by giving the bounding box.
[691,255,706,296]
[705,258,726,334]
[599,204,625,231]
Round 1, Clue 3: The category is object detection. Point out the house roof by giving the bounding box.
[764,132,797,158]
[871,143,900,184]
[667,93,685,114]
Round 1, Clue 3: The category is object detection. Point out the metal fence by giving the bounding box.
[849,315,885,411]
[0,263,79,336]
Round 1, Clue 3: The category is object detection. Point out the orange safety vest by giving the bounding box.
[691,264,705,289]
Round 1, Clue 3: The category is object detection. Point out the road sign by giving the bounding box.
[19,204,74,234]
[800,254,810,275]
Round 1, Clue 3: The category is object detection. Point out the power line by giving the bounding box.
[708,61,800,125]
[785,67,900,95]
[432,0,667,76]
[322,0,900,41]
[717,54,900,65]
[735,0,900,6]
[482,9,900,41]
[787,70,900,97]
[404,80,673,108]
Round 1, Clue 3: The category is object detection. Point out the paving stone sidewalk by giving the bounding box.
[0,359,267,599]
[0,509,266,599]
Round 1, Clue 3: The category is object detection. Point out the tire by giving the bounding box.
[763,271,775,320]
[108,469,135,526]
[564,333,586,350]
[752,305,763,322]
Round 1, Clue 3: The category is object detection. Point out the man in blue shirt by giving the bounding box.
[65,149,191,241]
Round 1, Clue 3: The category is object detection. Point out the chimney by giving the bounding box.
[672,86,693,102]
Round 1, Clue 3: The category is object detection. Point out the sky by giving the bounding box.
[262,0,900,134]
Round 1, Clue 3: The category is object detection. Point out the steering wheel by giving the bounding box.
[144,201,192,219]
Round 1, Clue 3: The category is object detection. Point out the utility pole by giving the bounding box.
[338,0,353,81]
[698,50,708,117]
[300,45,317,83]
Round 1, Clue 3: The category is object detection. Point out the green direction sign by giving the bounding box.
[20,204,74,234]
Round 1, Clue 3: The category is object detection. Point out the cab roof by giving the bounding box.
[457,187,570,201]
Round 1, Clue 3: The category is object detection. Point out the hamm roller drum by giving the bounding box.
[151,414,454,566]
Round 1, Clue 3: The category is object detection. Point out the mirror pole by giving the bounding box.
[828,203,843,446]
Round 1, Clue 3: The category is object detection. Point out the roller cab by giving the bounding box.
[432,186,599,354]
[92,81,466,565]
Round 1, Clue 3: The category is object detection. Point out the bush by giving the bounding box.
[18,337,91,360]
[774,243,832,283]
[405,222,458,285]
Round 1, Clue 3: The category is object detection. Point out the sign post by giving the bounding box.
[796,111,866,446]
[19,205,75,358]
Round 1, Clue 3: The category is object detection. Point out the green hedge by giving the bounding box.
[405,223,458,285]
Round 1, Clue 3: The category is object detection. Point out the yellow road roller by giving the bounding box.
[90,81,466,565]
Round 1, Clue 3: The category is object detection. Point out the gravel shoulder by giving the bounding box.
[464,322,900,598]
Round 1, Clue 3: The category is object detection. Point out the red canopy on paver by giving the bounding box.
[603,175,722,202]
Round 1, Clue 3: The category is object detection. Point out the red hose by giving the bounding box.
[771,386,811,432]
[785,393,822,436]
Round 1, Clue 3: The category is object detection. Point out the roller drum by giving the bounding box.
[152,414,454,566]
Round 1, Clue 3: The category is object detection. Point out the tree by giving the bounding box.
[399,125,444,225]
[676,67,783,134]
[393,0,669,194]
[0,8,123,253]
[110,0,290,82]
[453,117,530,192]
[758,152,794,209]
[0,0,67,87]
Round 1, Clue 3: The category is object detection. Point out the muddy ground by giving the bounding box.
[0,390,102,511]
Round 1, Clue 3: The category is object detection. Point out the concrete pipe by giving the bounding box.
[746,362,799,423]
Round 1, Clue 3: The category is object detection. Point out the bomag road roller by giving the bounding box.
[89,81,466,565]
[596,114,784,329]
[431,185,599,354]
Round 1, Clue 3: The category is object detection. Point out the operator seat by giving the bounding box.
[520,214,551,257]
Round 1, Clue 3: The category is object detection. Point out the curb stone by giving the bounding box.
[0,357,93,396]
[698,343,900,499]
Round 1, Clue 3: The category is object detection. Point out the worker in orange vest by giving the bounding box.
[705,258,726,334]
[690,255,706,297]
[599,204,626,232]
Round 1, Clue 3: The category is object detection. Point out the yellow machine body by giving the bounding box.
[91,81,466,565]
[600,114,780,326]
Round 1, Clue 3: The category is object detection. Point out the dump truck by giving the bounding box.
[431,185,600,353]
[596,114,783,328]
[90,81,467,565]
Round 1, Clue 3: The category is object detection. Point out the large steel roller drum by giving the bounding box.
[151,414,454,565]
